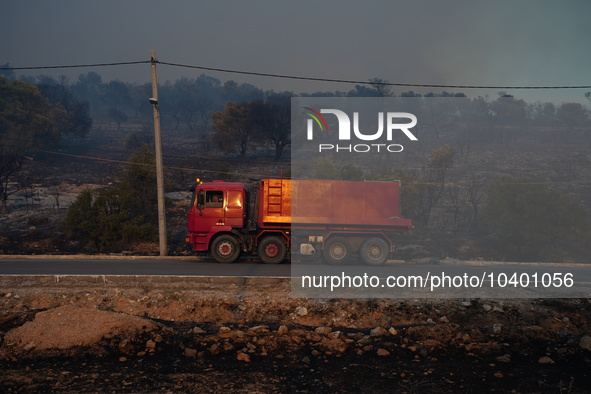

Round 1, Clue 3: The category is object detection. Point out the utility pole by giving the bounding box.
[149,50,168,256]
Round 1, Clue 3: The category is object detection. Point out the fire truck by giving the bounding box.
[186,178,412,264]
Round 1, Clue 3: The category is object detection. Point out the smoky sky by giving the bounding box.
[2,0,590,101]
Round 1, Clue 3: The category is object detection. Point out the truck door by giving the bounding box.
[190,190,225,233]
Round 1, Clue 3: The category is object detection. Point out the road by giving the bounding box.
[0,257,291,277]
[2,257,591,297]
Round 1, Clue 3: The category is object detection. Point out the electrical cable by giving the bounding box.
[0,61,149,71]
[2,59,591,90]
[156,61,591,90]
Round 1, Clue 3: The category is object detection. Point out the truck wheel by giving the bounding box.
[323,236,351,265]
[211,234,241,263]
[360,237,389,265]
[257,236,287,264]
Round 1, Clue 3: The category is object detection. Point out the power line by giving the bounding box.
[2,59,591,90]
[0,61,149,71]
[157,61,591,90]
[32,149,282,179]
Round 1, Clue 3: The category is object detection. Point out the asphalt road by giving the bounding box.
[0,257,291,277]
[2,257,590,297]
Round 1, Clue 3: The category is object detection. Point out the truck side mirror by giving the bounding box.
[197,191,205,214]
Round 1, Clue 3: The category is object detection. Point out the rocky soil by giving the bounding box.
[1,280,591,392]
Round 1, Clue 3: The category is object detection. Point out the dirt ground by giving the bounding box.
[1,279,591,393]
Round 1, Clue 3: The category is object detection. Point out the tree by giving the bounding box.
[417,145,455,226]
[73,72,103,118]
[35,76,92,141]
[102,80,131,111]
[556,102,589,129]
[480,176,590,261]
[248,97,291,160]
[108,108,128,131]
[0,77,69,212]
[211,102,251,158]
[368,78,393,97]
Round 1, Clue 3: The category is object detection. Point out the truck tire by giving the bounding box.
[360,237,389,265]
[257,236,287,264]
[211,234,241,263]
[323,236,351,265]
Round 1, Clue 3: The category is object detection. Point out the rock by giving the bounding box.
[388,327,398,336]
[295,306,308,316]
[538,356,555,364]
[323,338,348,353]
[439,316,449,323]
[370,327,388,337]
[377,348,391,356]
[184,348,198,358]
[277,325,289,335]
[495,354,511,363]
[358,335,372,345]
[118,339,133,354]
[218,327,233,338]
[145,340,156,352]
[219,326,232,334]
[329,331,342,339]
[192,327,206,335]
[492,324,502,334]
[311,334,323,342]
[209,344,221,355]
[23,342,36,351]
[315,326,332,336]
[579,336,591,351]
[248,325,269,335]
[119,357,127,362]
[237,352,251,362]
[482,304,492,312]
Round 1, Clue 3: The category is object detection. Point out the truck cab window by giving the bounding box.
[206,191,224,208]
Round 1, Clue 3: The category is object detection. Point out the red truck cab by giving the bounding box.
[187,180,246,259]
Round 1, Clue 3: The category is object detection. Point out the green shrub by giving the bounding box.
[63,145,158,252]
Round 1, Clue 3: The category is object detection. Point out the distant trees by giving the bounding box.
[480,176,590,261]
[0,76,91,213]
[248,96,291,160]
[211,97,291,160]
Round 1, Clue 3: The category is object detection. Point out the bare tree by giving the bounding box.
[417,145,455,227]
[0,153,23,213]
